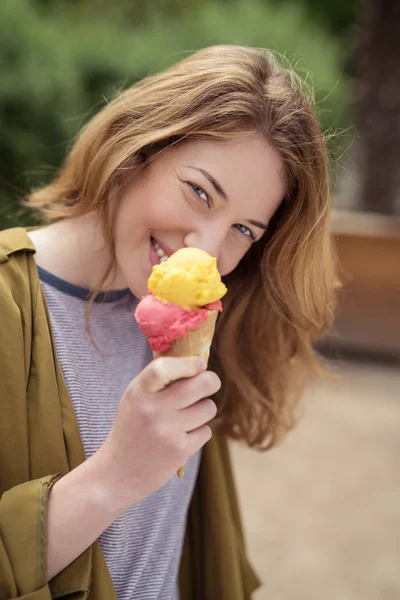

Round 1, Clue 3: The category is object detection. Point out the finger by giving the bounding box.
[134,356,206,395]
[162,370,221,410]
[186,424,213,455]
[179,398,218,432]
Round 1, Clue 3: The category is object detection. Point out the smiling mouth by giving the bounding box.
[151,237,170,263]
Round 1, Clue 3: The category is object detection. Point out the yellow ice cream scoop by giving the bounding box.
[148,247,227,309]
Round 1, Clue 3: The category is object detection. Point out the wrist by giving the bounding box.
[54,452,126,521]
[83,452,126,518]
[86,447,142,516]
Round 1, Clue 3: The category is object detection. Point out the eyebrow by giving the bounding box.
[185,165,268,230]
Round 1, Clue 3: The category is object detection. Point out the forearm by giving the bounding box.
[47,453,120,581]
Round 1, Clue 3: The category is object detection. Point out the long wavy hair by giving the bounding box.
[27,45,338,450]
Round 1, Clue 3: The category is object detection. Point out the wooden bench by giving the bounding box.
[323,210,400,357]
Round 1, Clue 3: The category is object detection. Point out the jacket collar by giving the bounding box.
[0,227,36,263]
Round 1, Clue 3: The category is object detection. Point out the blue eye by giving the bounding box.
[187,181,255,240]
[189,183,211,206]
[235,224,255,240]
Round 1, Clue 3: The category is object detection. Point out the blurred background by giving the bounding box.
[1,0,399,597]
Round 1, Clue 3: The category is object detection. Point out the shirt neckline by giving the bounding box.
[37,264,132,303]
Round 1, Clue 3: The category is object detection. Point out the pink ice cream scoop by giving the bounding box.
[135,293,222,353]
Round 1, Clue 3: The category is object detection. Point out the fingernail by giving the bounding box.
[197,358,207,371]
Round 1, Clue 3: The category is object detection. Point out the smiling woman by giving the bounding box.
[0,45,338,600]
[107,135,286,292]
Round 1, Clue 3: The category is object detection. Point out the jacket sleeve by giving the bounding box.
[0,251,93,599]
[0,253,57,598]
[0,475,62,599]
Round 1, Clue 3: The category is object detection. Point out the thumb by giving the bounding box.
[134,356,206,394]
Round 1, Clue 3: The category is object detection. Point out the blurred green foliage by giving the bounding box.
[1,0,349,229]
[278,0,355,37]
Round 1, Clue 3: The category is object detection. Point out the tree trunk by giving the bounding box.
[355,0,400,214]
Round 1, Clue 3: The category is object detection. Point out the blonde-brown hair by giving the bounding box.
[27,45,337,450]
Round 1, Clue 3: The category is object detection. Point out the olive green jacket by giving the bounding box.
[0,228,261,600]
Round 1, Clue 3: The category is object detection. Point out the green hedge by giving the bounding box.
[1,0,348,229]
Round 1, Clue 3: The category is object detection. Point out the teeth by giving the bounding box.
[151,237,169,262]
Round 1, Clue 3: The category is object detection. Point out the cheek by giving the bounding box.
[141,187,191,230]
[218,245,248,277]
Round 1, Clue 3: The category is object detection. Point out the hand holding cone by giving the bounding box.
[135,247,227,477]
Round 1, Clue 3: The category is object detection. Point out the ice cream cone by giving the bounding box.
[153,309,218,477]
[135,248,227,481]
[152,309,218,363]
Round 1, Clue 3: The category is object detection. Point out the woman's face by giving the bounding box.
[112,135,286,298]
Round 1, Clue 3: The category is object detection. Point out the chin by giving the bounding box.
[128,278,149,300]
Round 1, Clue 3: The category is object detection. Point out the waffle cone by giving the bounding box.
[152,309,218,365]
[153,309,219,478]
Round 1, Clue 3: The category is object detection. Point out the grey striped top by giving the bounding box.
[38,265,201,600]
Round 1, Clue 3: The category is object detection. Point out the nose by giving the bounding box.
[184,228,226,262]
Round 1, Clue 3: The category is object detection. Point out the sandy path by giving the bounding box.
[231,360,400,600]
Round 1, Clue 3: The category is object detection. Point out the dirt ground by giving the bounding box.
[231,359,400,600]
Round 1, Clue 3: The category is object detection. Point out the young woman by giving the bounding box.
[0,45,337,600]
